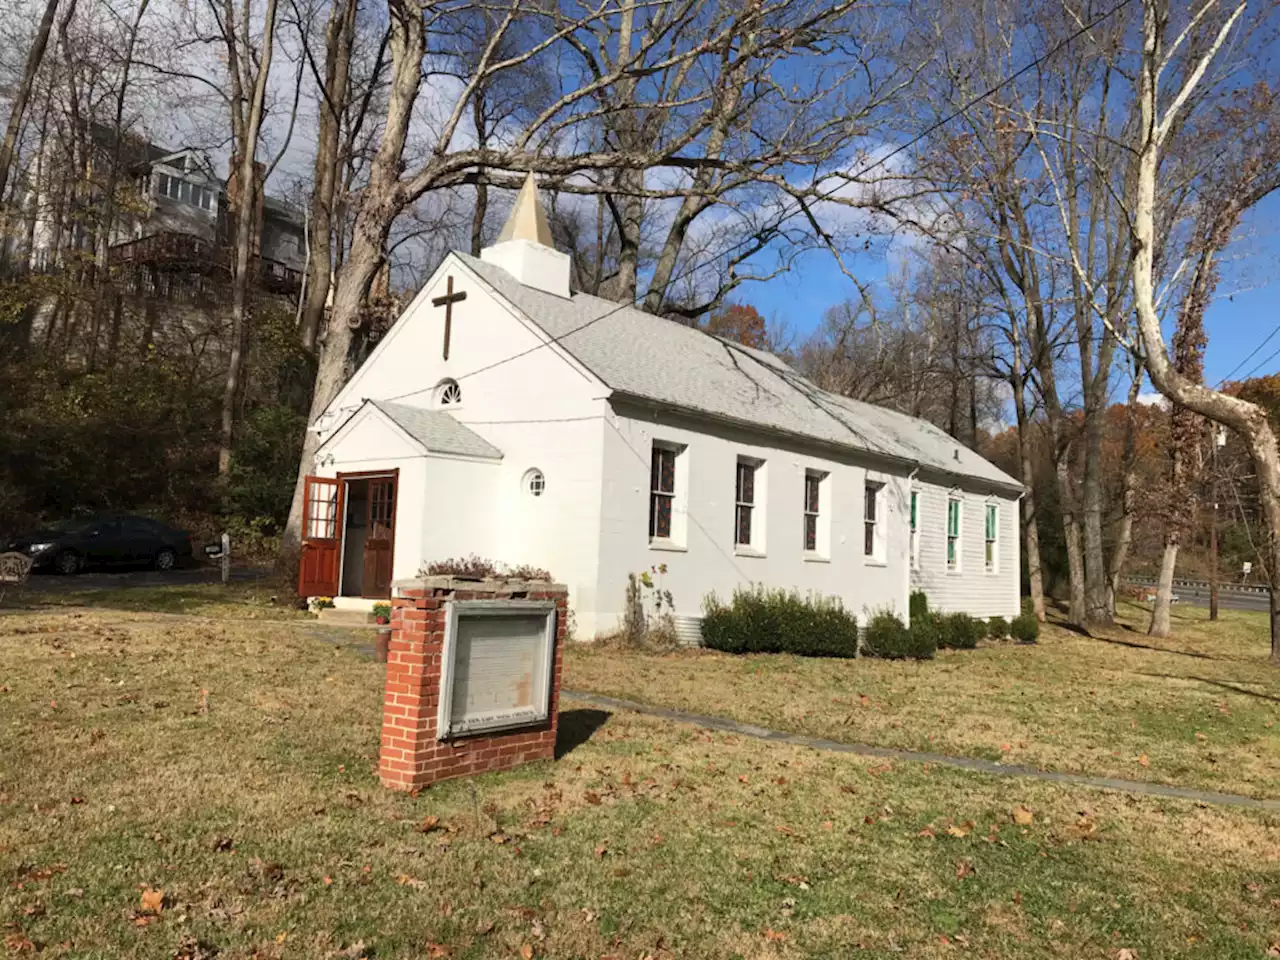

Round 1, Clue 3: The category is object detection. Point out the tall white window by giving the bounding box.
[735,460,756,547]
[947,497,962,571]
[803,470,824,553]
[985,503,999,572]
[910,490,920,569]
[650,445,677,540]
[864,481,885,562]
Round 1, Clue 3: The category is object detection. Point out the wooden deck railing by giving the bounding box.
[107,231,302,295]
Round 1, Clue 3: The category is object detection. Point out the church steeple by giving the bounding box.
[479,171,572,298]
[497,172,555,247]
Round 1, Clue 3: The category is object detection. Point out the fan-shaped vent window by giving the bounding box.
[438,379,462,406]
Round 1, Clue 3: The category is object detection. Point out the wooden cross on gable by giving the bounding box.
[432,275,467,360]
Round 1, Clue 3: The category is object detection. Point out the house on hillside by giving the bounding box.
[24,135,305,295]
[299,174,1023,638]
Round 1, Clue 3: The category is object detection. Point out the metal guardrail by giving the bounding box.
[1124,575,1271,596]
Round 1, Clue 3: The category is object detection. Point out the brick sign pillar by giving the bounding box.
[379,576,567,790]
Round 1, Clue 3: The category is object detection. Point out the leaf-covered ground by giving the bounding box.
[0,608,1277,958]
[566,602,1280,800]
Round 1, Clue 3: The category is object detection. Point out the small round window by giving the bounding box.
[523,468,546,497]
[437,379,462,406]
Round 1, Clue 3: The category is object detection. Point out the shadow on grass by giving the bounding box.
[1093,633,1228,661]
[556,708,611,759]
[1138,672,1280,703]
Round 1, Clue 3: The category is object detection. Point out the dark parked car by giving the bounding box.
[5,516,195,575]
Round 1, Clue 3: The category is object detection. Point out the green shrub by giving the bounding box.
[1021,596,1037,618]
[937,612,984,650]
[909,590,929,620]
[864,610,936,660]
[1011,612,1041,644]
[700,587,858,658]
[987,616,1010,639]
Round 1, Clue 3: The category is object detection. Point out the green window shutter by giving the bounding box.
[910,492,917,530]
[947,500,959,537]
[986,504,997,539]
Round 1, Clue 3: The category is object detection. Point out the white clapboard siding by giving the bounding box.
[910,480,1020,620]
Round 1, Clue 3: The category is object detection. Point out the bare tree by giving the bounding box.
[0,0,60,209]
[279,0,906,563]
[1130,0,1280,660]
[213,0,282,475]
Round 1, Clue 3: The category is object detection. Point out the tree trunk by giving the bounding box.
[281,0,426,576]
[1106,368,1144,616]
[1149,533,1178,638]
[1012,374,1045,621]
[218,0,280,476]
[0,0,59,203]
[299,0,356,352]
[1082,334,1115,625]
[1059,455,1087,628]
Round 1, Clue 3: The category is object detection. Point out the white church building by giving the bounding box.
[299,175,1024,638]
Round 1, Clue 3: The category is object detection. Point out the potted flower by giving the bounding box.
[373,602,392,625]
[309,596,335,615]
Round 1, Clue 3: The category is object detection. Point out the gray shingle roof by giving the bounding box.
[370,400,502,460]
[455,253,1020,491]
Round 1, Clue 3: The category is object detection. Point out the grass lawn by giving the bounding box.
[1,609,1278,958]
[3,581,312,621]
[565,602,1280,800]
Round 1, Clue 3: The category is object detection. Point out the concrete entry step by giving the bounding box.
[317,608,377,626]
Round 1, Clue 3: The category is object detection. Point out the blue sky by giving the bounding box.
[744,192,1280,395]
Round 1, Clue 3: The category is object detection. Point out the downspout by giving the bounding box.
[905,468,919,627]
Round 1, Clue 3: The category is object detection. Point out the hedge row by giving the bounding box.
[701,587,859,658]
[702,588,1038,661]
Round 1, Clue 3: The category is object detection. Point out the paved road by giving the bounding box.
[22,564,269,594]
[1128,580,1272,613]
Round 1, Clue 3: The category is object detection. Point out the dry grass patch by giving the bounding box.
[0,609,1277,958]
[565,601,1280,799]
[3,580,312,621]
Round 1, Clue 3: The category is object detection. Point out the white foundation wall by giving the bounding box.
[910,479,1021,619]
[593,406,912,637]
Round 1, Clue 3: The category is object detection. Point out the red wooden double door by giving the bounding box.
[299,471,398,599]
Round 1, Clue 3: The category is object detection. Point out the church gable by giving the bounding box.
[324,253,606,429]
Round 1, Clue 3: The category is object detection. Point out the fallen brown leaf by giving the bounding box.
[139,887,165,915]
[1012,805,1034,826]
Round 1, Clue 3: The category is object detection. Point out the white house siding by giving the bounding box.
[909,479,1021,620]
[595,402,912,636]
[318,256,611,630]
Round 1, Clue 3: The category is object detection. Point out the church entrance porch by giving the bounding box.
[298,470,398,600]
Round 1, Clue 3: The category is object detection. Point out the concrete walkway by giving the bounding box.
[563,690,1280,813]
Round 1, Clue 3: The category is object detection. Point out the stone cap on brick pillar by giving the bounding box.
[392,576,568,597]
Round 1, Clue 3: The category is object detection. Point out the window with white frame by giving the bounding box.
[910,490,920,568]
[649,444,678,541]
[864,481,885,561]
[947,496,962,571]
[803,470,828,554]
[735,458,758,548]
[984,502,999,572]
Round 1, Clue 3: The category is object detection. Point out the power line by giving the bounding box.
[371,0,1136,408]
[1217,321,1280,386]
[1240,342,1280,381]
